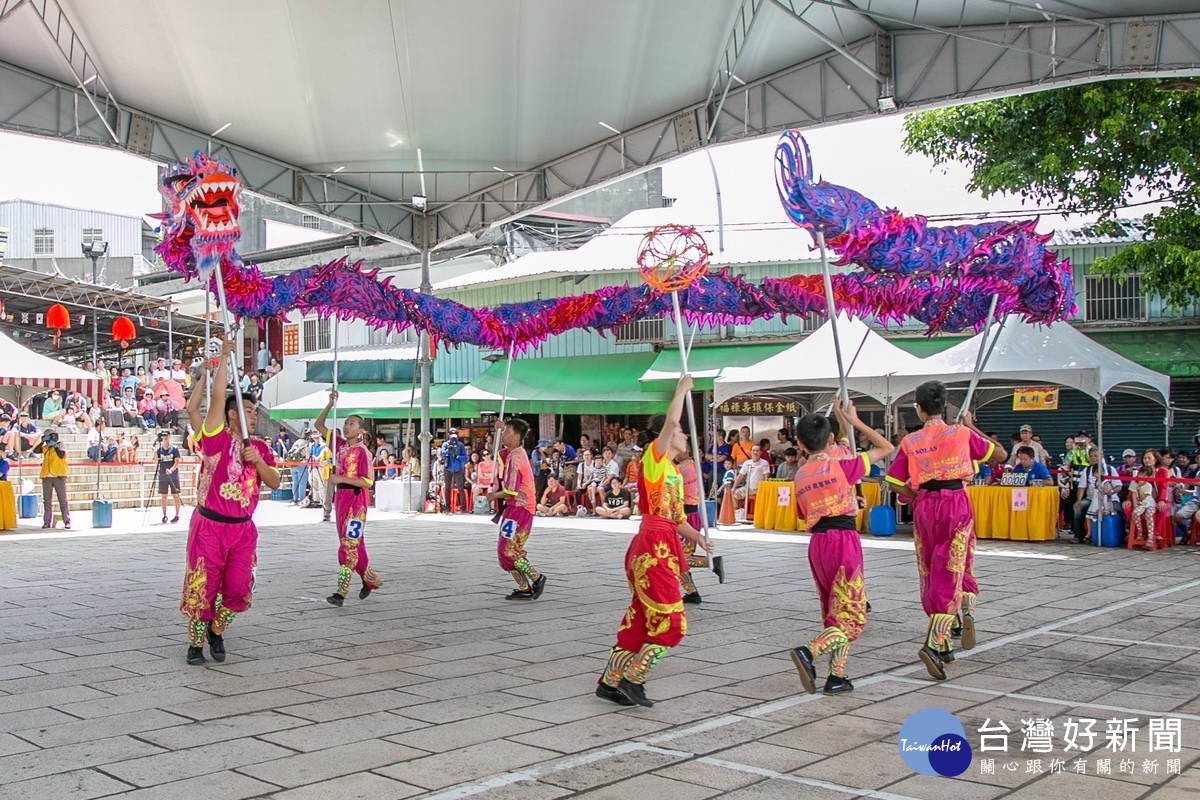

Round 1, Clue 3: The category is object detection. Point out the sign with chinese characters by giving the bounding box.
[1011,487,1028,511]
[282,323,300,356]
[775,483,791,507]
[1013,387,1059,410]
[716,397,801,416]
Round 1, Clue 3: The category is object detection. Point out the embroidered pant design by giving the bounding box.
[179,515,258,647]
[912,488,973,616]
[497,508,540,589]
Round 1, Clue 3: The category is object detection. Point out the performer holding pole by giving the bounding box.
[179,337,279,665]
[487,416,546,601]
[789,400,892,696]
[596,375,713,708]
[320,388,382,606]
[318,318,341,523]
[885,381,1005,679]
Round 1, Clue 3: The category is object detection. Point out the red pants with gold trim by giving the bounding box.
[179,514,257,622]
[615,516,688,651]
[912,488,973,616]
[808,528,867,642]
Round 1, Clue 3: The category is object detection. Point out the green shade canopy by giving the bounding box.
[268,383,462,420]
[1086,329,1200,379]
[639,343,792,391]
[450,352,674,415]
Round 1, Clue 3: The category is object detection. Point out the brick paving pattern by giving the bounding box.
[2,508,1199,798]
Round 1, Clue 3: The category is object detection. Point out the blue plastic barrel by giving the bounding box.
[868,505,896,536]
[91,499,112,529]
[18,493,37,519]
[703,499,717,527]
[1095,514,1122,547]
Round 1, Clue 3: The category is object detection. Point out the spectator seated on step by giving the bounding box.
[3,411,39,457]
[537,475,570,517]
[594,476,632,519]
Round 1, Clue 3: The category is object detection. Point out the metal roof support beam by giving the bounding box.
[16,0,120,143]
[770,0,885,83]
[0,0,26,24]
[703,0,767,142]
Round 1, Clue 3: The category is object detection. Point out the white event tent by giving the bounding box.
[713,316,931,408]
[0,334,103,402]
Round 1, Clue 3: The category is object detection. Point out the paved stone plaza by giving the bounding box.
[1,506,1199,799]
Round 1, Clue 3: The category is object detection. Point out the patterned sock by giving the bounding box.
[926,613,956,651]
[362,566,382,590]
[961,592,977,619]
[210,606,236,636]
[508,570,531,591]
[807,625,849,658]
[679,570,698,596]
[513,557,540,585]
[601,647,635,686]
[187,619,208,647]
[336,565,352,597]
[828,642,851,678]
[626,643,670,684]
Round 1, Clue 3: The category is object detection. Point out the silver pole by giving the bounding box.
[498,342,515,423]
[204,292,212,408]
[329,317,339,447]
[962,295,1001,414]
[213,267,249,442]
[704,150,725,254]
[672,291,711,550]
[167,305,173,360]
[418,237,432,502]
[817,231,848,404]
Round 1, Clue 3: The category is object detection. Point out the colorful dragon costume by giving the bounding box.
[155,144,1074,350]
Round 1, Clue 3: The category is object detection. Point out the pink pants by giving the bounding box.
[179,514,257,622]
[334,486,370,576]
[912,488,973,616]
[808,529,867,641]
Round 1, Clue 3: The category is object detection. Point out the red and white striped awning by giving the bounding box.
[0,335,105,400]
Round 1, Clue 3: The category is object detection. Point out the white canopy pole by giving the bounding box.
[961,296,1001,415]
[817,231,849,406]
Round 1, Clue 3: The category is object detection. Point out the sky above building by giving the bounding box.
[0,114,1145,241]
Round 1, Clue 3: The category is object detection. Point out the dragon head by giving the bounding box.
[156,151,242,281]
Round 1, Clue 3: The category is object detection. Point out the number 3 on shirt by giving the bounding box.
[498,517,518,539]
[346,519,364,540]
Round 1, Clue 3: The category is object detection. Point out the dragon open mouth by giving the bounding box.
[185,172,241,239]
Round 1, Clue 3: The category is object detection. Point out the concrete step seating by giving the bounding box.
[7,422,273,512]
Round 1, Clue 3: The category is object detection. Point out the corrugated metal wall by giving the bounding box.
[0,201,142,259]
[974,380,1200,460]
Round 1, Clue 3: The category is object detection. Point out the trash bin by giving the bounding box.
[18,493,38,519]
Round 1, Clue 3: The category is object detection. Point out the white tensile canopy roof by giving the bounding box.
[912,317,1171,406]
[713,315,929,406]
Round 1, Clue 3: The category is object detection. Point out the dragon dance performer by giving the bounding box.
[675,451,705,605]
[179,338,280,665]
[885,380,1005,680]
[488,417,547,600]
[319,390,383,607]
[596,375,713,708]
[789,401,892,696]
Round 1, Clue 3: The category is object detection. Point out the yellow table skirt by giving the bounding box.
[966,485,1058,541]
[0,481,15,531]
[753,478,881,533]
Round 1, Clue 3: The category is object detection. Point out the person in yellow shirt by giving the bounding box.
[37,429,69,529]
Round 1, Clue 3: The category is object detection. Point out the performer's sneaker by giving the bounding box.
[919,646,947,681]
[326,593,345,607]
[790,646,817,694]
[206,630,226,663]
[359,586,372,600]
[530,575,547,600]
[595,681,635,706]
[939,647,955,664]
[950,625,962,639]
[186,646,206,666]
[823,675,854,695]
[682,591,702,605]
[866,601,872,613]
[505,588,534,600]
[161,516,168,524]
[616,678,654,707]
[960,615,976,650]
[171,516,180,523]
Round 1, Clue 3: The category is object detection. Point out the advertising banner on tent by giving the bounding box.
[717,397,801,416]
[1013,387,1059,411]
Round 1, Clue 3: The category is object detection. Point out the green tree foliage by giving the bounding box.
[902,80,1200,308]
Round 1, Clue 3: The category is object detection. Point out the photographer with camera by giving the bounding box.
[36,429,69,529]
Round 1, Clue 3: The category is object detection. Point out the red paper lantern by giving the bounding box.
[46,303,70,349]
[111,316,137,349]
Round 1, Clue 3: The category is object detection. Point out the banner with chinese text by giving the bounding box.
[1013,387,1059,411]
[716,397,801,416]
